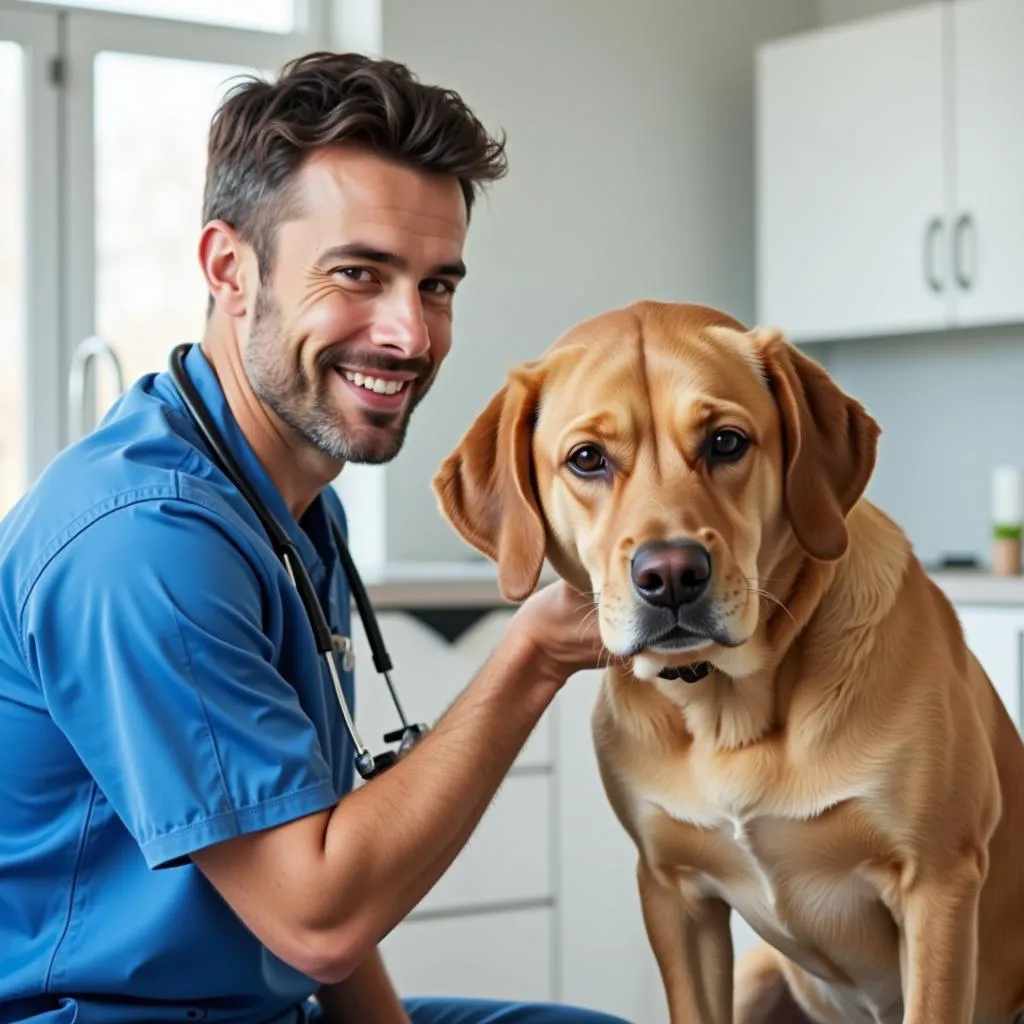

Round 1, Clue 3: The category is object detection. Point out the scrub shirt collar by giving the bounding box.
[170,343,328,575]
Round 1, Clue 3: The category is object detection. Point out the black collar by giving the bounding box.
[658,661,712,684]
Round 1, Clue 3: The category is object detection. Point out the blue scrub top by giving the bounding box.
[0,344,357,1023]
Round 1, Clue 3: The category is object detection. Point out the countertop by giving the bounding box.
[360,562,1024,610]
[928,569,1024,606]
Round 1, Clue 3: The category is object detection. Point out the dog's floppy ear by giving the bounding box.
[432,365,547,603]
[753,328,881,562]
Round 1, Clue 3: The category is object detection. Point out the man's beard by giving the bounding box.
[243,288,432,465]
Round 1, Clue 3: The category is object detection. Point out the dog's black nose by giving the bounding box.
[630,540,711,609]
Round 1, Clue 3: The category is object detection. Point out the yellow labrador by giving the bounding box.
[432,301,1024,1024]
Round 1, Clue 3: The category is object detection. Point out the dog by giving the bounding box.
[431,300,1024,1024]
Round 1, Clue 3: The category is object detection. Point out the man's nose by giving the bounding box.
[370,292,431,358]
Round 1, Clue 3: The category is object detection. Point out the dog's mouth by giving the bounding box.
[624,617,744,685]
[628,618,741,656]
[648,623,712,651]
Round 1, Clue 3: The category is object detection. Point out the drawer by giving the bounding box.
[351,611,551,770]
[380,906,554,1003]
[415,772,552,915]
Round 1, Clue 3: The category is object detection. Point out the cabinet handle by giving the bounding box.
[953,212,976,290]
[923,216,944,293]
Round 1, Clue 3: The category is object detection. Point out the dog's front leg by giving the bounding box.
[899,855,985,1024]
[638,858,734,1024]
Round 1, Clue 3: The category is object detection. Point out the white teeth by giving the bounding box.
[342,370,406,396]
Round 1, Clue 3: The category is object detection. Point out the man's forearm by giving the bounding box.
[318,629,560,946]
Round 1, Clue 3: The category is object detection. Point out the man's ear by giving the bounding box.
[432,364,547,603]
[753,328,881,562]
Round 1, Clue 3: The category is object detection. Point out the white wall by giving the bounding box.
[335,0,818,568]
[812,327,1024,570]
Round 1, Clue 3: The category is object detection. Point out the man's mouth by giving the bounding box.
[333,367,416,414]
[341,370,410,397]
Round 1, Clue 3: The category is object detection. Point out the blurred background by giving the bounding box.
[2,1,1021,1021]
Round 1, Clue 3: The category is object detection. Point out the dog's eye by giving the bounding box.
[567,445,608,477]
[708,428,749,463]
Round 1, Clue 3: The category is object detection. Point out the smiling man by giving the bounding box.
[0,52,626,1024]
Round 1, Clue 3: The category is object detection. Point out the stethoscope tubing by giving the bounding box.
[167,343,424,779]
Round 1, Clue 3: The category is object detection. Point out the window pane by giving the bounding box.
[0,42,26,517]
[93,52,267,413]
[19,0,296,33]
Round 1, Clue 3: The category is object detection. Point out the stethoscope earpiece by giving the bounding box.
[168,344,427,782]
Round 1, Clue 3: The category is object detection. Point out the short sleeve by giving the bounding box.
[19,497,339,869]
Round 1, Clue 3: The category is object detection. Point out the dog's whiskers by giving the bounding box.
[744,584,796,625]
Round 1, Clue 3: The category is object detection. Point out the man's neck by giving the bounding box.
[199,328,342,522]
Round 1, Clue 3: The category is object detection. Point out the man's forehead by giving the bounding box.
[297,147,468,232]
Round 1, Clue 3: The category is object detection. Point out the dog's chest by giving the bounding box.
[642,772,904,1007]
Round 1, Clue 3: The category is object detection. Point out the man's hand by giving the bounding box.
[507,580,605,682]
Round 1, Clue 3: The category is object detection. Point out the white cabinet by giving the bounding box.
[756,0,1024,342]
[955,604,1024,729]
[950,0,1024,328]
[756,4,950,342]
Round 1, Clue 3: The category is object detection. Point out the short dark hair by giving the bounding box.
[202,51,508,282]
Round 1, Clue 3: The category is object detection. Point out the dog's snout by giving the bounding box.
[630,540,711,610]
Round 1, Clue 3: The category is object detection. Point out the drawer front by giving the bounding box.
[415,772,552,915]
[351,611,551,769]
[380,906,554,1003]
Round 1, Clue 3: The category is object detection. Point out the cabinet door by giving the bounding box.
[756,4,950,342]
[955,605,1024,728]
[950,0,1024,327]
[380,907,554,1003]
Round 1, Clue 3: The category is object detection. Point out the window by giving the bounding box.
[93,52,269,411]
[18,0,299,33]
[0,0,329,501]
[0,41,26,516]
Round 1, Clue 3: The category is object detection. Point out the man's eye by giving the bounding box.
[337,267,375,283]
[421,278,455,296]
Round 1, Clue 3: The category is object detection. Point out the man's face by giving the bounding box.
[243,145,469,464]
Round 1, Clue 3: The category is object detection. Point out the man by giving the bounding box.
[0,52,627,1024]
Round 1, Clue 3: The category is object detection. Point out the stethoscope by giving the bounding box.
[168,343,426,782]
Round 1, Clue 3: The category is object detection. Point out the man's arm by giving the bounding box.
[192,581,600,984]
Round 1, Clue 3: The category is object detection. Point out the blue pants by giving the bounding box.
[403,998,631,1023]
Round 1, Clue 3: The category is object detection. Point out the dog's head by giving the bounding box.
[432,301,880,679]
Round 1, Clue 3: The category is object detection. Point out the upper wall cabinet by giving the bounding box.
[755,0,1024,343]
[952,0,1024,329]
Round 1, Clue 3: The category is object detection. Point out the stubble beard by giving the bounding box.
[243,287,430,465]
